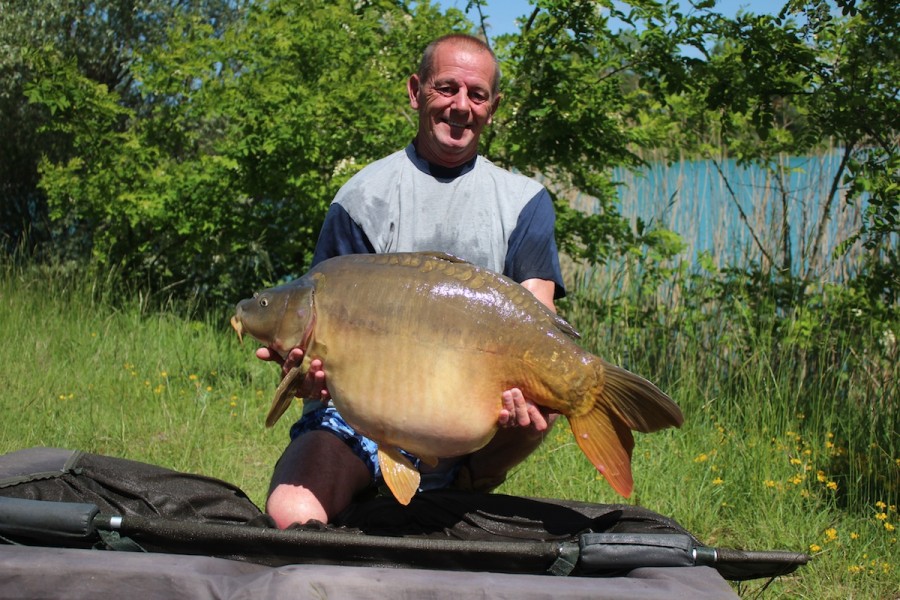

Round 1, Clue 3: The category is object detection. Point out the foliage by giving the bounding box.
[20,1,469,305]
[4,0,896,310]
[0,0,241,254]
[484,0,707,263]
[650,0,899,307]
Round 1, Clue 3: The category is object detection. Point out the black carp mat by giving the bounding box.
[0,447,808,599]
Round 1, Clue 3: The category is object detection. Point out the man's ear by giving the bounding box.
[407,74,421,110]
[488,93,502,124]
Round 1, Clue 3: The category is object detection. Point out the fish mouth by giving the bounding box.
[230,314,244,344]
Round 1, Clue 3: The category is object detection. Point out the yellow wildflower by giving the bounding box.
[712,478,724,485]
[764,480,776,488]
[809,544,822,552]
[850,532,859,540]
[824,528,837,542]
[694,453,709,463]
[790,458,802,465]
[876,512,888,521]
[885,522,896,532]
[826,481,838,491]
[875,501,887,509]
[816,470,827,483]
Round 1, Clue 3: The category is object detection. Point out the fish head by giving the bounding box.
[231,279,316,357]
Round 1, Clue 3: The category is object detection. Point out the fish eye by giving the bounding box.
[259,297,269,307]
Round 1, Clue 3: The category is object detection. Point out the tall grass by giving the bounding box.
[0,258,286,497]
[523,149,899,598]
[1,253,896,598]
[500,259,898,598]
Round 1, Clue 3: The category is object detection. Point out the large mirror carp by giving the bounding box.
[232,252,683,504]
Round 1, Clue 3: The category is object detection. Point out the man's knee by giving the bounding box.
[266,430,372,528]
[267,484,328,528]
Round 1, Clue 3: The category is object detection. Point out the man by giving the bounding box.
[259,33,566,528]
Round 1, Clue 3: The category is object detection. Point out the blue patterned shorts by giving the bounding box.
[289,404,461,491]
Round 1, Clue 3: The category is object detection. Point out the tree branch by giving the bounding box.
[711,157,776,267]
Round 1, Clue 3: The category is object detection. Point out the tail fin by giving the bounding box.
[600,361,684,432]
[569,361,684,497]
[569,408,636,497]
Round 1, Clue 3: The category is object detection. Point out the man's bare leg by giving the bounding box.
[266,430,371,528]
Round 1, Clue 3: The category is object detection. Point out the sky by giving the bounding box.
[446,0,787,38]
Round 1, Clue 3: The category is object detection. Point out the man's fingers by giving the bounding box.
[526,403,548,431]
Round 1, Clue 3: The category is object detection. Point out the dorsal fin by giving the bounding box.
[419,251,470,264]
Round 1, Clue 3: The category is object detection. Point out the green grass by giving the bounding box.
[1,259,896,599]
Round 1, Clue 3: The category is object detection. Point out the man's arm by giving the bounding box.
[519,278,557,313]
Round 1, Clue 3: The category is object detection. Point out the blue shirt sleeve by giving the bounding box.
[311,203,375,267]
[504,189,566,299]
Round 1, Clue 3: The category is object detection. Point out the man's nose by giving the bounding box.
[451,87,470,111]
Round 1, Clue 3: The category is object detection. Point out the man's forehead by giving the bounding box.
[428,43,496,86]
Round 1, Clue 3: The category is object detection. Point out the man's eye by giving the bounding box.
[435,85,456,96]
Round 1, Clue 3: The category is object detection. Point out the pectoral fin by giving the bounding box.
[265,363,306,428]
[378,446,421,505]
[418,454,439,468]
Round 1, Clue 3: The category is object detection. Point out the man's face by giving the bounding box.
[408,41,501,168]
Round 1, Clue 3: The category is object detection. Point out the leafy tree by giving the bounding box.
[483,0,679,263]
[25,0,469,305]
[652,0,898,307]
[0,0,240,255]
[12,0,898,313]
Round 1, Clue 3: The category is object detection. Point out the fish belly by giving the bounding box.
[317,327,506,458]
[306,254,597,459]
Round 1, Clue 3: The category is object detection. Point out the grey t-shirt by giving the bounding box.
[313,144,564,296]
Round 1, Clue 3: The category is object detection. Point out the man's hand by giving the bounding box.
[497,388,555,432]
[256,347,329,400]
